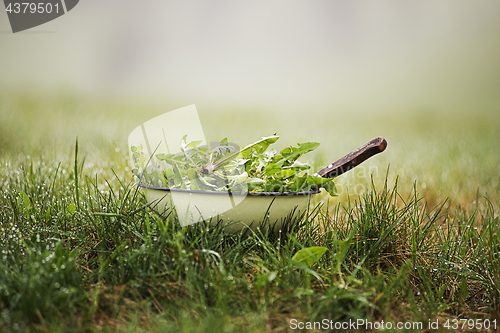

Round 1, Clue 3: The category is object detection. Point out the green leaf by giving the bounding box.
[224,172,248,185]
[172,164,187,189]
[275,142,320,166]
[284,160,311,171]
[264,182,283,192]
[240,135,280,157]
[66,203,76,215]
[290,260,324,282]
[156,153,175,161]
[221,158,248,174]
[305,175,332,185]
[321,180,338,196]
[247,178,266,191]
[292,246,328,266]
[187,169,202,191]
[198,178,219,191]
[186,140,203,149]
[263,164,282,176]
[180,134,188,145]
[286,175,307,192]
[20,192,31,208]
[164,169,175,185]
[255,271,277,289]
[212,135,280,171]
[274,169,297,179]
[45,207,51,222]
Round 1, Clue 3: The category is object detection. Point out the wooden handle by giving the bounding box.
[317,137,387,179]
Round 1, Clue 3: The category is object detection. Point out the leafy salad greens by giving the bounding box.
[131,135,338,196]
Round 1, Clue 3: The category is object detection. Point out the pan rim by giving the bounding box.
[137,182,320,197]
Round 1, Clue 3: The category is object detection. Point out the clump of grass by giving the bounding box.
[0,146,499,332]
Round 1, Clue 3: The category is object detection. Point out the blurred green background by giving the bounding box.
[1,1,499,209]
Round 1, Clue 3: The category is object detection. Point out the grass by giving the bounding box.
[0,91,499,332]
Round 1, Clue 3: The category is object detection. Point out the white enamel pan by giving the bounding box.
[141,137,387,233]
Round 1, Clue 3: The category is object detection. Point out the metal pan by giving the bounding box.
[141,137,387,233]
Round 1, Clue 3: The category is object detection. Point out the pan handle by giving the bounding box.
[316,137,387,179]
